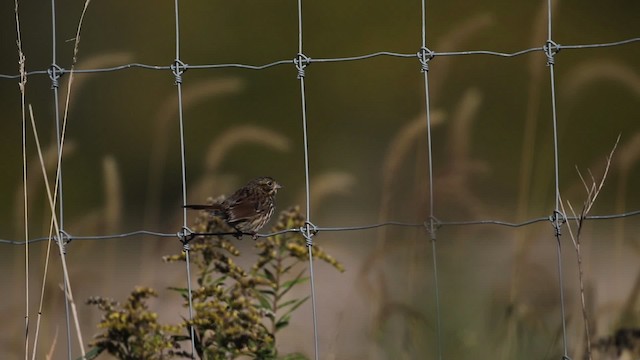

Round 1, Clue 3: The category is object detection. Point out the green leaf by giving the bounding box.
[277,296,309,324]
[278,269,308,299]
[259,288,277,297]
[275,314,290,330]
[282,263,294,275]
[263,267,276,282]
[278,299,298,309]
[76,346,103,360]
[167,286,188,297]
[277,298,299,309]
[281,276,308,292]
[256,291,272,310]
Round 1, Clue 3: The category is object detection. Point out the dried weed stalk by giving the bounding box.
[560,135,620,360]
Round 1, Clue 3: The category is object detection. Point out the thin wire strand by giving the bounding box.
[47,0,73,356]
[183,245,196,358]
[31,131,62,360]
[54,1,94,357]
[1,208,639,246]
[422,34,444,360]
[297,0,303,54]
[547,0,569,357]
[0,230,174,245]
[421,0,426,48]
[1,38,638,79]
[50,3,93,354]
[172,0,196,356]
[420,1,443,358]
[14,0,29,357]
[296,1,320,359]
[2,209,640,246]
[424,72,444,360]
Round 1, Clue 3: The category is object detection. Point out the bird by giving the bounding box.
[184,176,282,238]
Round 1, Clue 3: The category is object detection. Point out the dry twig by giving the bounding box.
[560,134,621,360]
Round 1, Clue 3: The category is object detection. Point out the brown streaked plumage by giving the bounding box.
[185,176,282,237]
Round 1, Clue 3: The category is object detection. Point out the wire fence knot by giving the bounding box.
[544,40,561,66]
[55,230,72,244]
[417,47,435,72]
[294,53,310,79]
[177,226,195,245]
[171,59,188,84]
[549,210,566,237]
[424,216,441,240]
[300,221,318,247]
[47,64,64,89]
[54,230,72,254]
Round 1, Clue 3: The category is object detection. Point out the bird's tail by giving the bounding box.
[183,204,223,210]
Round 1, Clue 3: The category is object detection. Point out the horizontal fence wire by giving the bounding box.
[1,38,639,79]
[2,209,640,246]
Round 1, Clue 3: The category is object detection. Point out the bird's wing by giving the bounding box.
[225,194,261,223]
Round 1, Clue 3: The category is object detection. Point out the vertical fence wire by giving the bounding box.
[14,0,30,358]
[172,0,197,357]
[295,0,320,359]
[22,109,30,360]
[47,0,73,358]
[419,0,443,358]
[545,0,570,357]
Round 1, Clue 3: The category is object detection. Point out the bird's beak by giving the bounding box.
[275,182,283,190]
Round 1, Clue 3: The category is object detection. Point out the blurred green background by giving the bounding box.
[1,0,639,359]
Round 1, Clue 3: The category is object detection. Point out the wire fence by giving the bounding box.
[3,0,640,359]
[2,37,640,80]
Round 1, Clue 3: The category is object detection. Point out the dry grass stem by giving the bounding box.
[561,61,640,101]
[379,111,445,224]
[560,135,620,360]
[187,125,290,204]
[20,4,94,352]
[616,133,640,175]
[449,89,481,164]
[205,125,290,171]
[44,328,58,360]
[32,2,94,355]
[437,88,488,217]
[28,106,85,358]
[103,156,123,234]
[298,172,356,211]
[430,14,494,100]
[370,111,445,293]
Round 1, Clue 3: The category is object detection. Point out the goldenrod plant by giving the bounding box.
[86,206,343,359]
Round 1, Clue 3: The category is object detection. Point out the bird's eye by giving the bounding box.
[267,180,273,186]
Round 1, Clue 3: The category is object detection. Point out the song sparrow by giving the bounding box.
[185,176,282,237]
